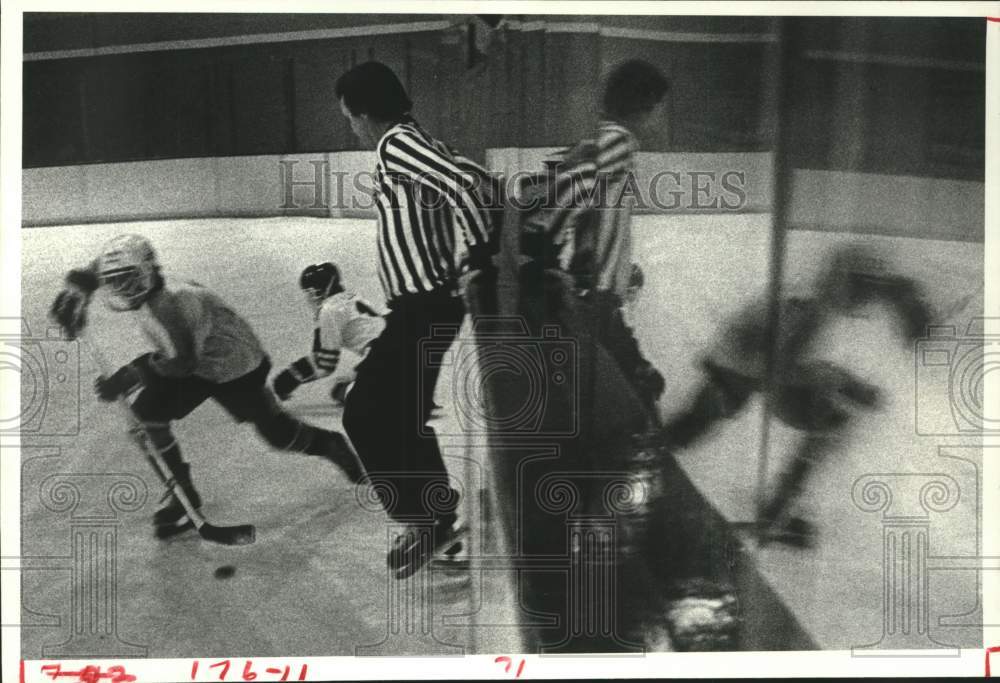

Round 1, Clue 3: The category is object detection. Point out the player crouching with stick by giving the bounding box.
[50,234,363,541]
[271,262,385,407]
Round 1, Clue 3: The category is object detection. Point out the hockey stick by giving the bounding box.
[82,333,256,546]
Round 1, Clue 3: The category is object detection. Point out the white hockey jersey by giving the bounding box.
[297,291,386,382]
[137,281,266,384]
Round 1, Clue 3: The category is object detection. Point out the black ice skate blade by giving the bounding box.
[766,531,815,550]
[754,526,815,550]
[393,540,466,580]
[198,522,257,546]
[154,520,196,540]
[154,519,256,546]
[430,556,471,574]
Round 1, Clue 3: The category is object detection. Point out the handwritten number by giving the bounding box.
[39,660,310,683]
[265,667,290,682]
[209,660,231,681]
[987,646,1000,677]
[494,656,525,678]
[106,666,136,683]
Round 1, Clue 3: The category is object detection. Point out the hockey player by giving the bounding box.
[271,262,385,407]
[660,241,932,546]
[49,234,363,539]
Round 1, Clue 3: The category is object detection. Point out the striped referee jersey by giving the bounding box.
[373,117,494,304]
[546,121,639,297]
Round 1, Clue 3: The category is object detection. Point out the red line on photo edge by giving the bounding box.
[20,660,25,683]
[987,16,1000,22]
[988,646,1000,677]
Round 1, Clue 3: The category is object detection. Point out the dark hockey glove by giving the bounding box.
[66,266,100,293]
[50,290,90,340]
[94,353,151,402]
[890,279,933,344]
[272,368,302,401]
[635,362,666,406]
[49,267,100,340]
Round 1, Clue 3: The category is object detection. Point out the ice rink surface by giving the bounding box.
[18,214,985,655]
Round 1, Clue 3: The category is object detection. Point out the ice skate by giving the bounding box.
[389,519,467,580]
[761,516,816,549]
[152,500,197,540]
[152,494,201,540]
[152,464,202,540]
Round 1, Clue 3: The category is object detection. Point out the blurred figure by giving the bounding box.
[660,241,932,547]
[540,60,671,429]
[502,60,673,654]
[544,60,671,653]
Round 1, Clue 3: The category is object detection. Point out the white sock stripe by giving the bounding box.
[156,439,179,453]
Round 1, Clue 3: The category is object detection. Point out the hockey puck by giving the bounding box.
[213,565,236,579]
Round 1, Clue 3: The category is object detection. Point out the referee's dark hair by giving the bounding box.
[335,61,413,121]
[602,59,670,121]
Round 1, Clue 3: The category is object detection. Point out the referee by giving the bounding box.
[546,59,670,425]
[335,61,495,579]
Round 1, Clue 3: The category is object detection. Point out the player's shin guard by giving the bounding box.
[759,455,812,529]
[145,424,203,537]
[255,412,364,482]
[759,432,837,547]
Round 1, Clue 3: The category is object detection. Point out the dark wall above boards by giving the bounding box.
[23,14,984,182]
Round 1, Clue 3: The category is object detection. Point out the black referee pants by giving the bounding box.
[343,288,465,525]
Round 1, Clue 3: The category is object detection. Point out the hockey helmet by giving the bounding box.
[816,241,893,310]
[97,234,160,311]
[300,262,342,313]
